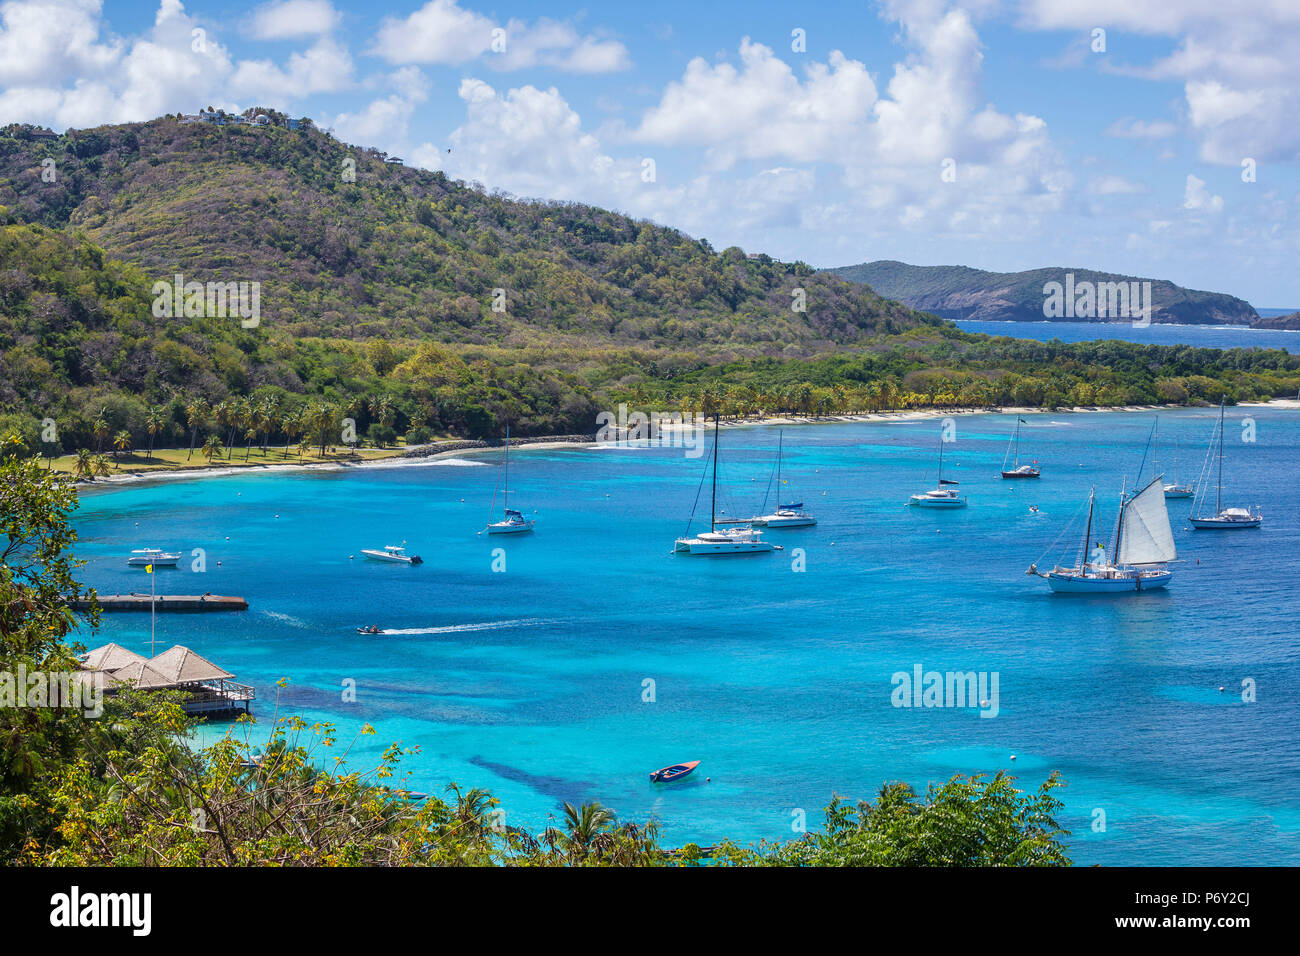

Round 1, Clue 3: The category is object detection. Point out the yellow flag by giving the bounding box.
[145,564,153,573]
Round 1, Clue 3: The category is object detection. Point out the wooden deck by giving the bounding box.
[70,593,249,612]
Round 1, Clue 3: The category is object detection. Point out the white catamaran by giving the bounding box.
[750,429,816,527]
[1030,477,1177,592]
[674,417,774,555]
[1190,399,1262,529]
[485,424,535,534]
[1000,417,1040,479]
[909,431,966,508]
[127,548,180,567]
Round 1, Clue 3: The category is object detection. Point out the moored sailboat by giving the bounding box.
[909,430,966,507]
[1000,417,1040,479]
[485,424,536,534]
[1190,399,1261,529]
[751,429,816,527]
[674,417,774,555]
[1029,477,1176,592]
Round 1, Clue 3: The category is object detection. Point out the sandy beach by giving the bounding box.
[72,400,1296,489]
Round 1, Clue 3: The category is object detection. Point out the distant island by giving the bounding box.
[825,260,1259,326]
[1252,311,1300,330]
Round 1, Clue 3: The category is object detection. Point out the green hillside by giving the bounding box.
[826,259,1259,325]
[0,115,921,349]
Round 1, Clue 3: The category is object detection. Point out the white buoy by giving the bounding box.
[1218,686,1225,692]
[1009,754,1017,761]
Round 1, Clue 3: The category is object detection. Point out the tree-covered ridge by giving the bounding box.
[1,222,1298,459]
[0,116,926,349]
[826,259,1260,325]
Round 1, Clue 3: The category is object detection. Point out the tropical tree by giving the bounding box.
[201,435,223,463]
[145,406,165,461]
[112,430,131,459]
[185,398,209,461]
[72,448,94,480]
[91,454,112,478]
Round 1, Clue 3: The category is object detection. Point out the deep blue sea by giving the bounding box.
[71,407,1300,864]
[955,319,1300,351]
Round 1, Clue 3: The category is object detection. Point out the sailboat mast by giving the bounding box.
[1216,399,1224,514]
[776,429,783,497]
[1111,481,1126,564]
[1013,419,1020,468]
[937,435,944,483]
[710,415,719,532]
[503,422,510,514]
[1081,489,1094,567]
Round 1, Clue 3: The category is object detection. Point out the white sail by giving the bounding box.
[1118,478,1177,565]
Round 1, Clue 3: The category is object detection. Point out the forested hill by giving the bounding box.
[825,260,1259,326]
[0,114,925,349]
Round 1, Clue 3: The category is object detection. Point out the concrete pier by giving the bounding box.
[71,593,249,612]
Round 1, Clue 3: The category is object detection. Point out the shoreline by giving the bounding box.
[72,399,1298,490]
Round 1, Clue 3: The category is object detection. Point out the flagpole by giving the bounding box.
[149,563,156,657]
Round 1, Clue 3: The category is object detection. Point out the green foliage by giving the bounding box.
[712,772,1072,866]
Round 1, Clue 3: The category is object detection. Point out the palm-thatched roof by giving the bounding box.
[107,660,175,690]
[147,645,233,683]
[81,642,148,671]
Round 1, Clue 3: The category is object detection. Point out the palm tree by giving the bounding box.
[545,801,616,859]
[445,783,498,839]
[91,454,112,478]
[185,398,209,461]
[201,435,223,463]
[92,412,109,453]
[73,449,94,480]
[243,425,258,461]
[112,430,132,459]
[145,406,165,461]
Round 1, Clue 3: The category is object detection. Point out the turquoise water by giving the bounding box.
[72,407,1300,864]
[955,319,1300,351]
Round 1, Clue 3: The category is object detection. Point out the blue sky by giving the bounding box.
[3,0,1299,306]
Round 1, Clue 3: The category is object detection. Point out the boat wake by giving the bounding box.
[263,610,311,628]
[376,618,557,636]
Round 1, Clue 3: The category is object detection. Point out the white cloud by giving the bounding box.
[0,0,121,87]
[634,39,878,169]
[231,36,352,98]
[1017,0,1300,164]
[1183,173,1223,212]
[248,0,339,41]
[370,0,629,73]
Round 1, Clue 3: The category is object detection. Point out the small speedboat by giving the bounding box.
[127,548,180,567]
[650,760,700,783]
[356,625,382,635]
[360,545,423,564]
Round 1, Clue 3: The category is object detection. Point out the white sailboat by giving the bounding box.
[1190,399,1261,529]
[750,429,816,527]
[674,417,774,555]
[909,431,966,508]
[1161,432,1195,499]
[1000,417,1040,479]
[1029,477,1176,592]
[485,424,535,534]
